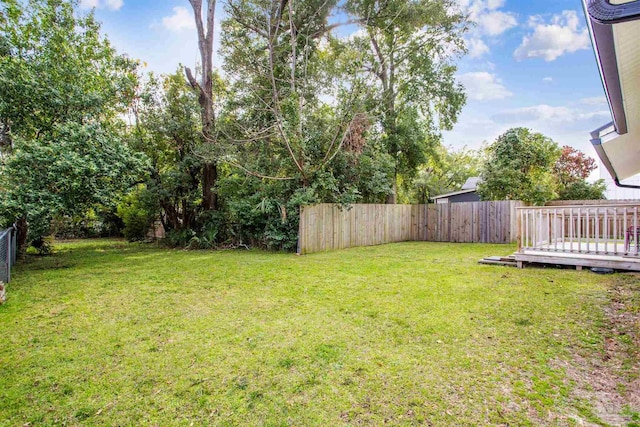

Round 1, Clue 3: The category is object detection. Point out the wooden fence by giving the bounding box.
[298,201,522,254]
[427,200,522,244]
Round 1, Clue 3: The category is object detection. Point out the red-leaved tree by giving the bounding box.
[553,146,597,185]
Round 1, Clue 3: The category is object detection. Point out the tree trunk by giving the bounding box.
[186,0,218,213]
[202,162,218,211]
[386,168,397,204]
[15,216,28,259]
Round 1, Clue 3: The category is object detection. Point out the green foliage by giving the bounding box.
[0,123,146,243]
[557,179,607,201]
[552,146,605,201]
[478,128,561,205]
[116,185,157,241]
[0,0,138,141]
[342,0,468,201]
[29,235,53,255]
[0,0,143,250]
[409,145,482,203]
[52,207,124,239]
[130,72,203,237]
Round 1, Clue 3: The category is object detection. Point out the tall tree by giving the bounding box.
[0,0,143,252]
[130,72,204,235]
[477,127,561,205]
[185,0,219,211]
[344,0,468,203]
[216,0,392,249]
[0,0,137,145]
[221,0,365,184]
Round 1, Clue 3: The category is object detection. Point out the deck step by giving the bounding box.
[478,256,518,267]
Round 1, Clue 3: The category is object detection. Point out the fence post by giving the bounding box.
[6,228,11,283]
[516,207,522,250]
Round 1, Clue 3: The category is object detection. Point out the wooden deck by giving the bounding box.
[515,204,640,271]
[515,248,640,271]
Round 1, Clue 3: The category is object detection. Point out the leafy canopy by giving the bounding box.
[0,0,144,248]
[478,127,561,205]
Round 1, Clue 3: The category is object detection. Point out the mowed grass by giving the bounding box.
[0,239,628,426]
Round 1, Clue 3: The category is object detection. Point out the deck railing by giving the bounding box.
[517,204,640,257]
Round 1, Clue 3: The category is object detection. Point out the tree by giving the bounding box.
[557,179,606,200]
[409,145,482,204]
[130,72,207,241]
[185,0,219,211]
[343,0,468,203]
[216,0,395,248]
[0,0,143,252]
[552,146,606,200]
[553,146,596,186]
[477,128,561,205]
[221,0,364,184]
[0,0,137,145]
[0,123,146,250]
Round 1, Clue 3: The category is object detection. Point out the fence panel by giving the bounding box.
[0,227,16,283]
[299,201,522,254]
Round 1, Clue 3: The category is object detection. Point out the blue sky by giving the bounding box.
[84,0,610,166]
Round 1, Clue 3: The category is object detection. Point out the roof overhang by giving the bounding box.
[584,0,640,186]
[431,188,476,200]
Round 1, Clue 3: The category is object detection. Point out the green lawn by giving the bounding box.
[0,240,637,426]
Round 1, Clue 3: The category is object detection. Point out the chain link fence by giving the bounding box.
[0,226,17,284]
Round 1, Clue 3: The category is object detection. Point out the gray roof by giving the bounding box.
[431,188,477,200]
[431,177,480,200]
[461,177,480,190]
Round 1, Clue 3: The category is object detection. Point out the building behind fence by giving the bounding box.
[298,201,522,254]
[0,226,17,283]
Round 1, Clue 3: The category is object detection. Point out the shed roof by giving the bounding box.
[431,188,477,200]
[431,177,480,200]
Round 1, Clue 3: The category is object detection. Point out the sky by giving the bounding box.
[83,0,617,179]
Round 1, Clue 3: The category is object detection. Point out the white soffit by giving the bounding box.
[603,19,640,179]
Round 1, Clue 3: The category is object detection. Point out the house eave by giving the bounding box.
[586,0,640,25]
[584,0,640,185]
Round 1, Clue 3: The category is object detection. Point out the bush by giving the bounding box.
[116,186,156,241]
[52,207,124,239]
[30,236,53,256]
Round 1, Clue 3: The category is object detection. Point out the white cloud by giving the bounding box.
[105,0,123,10]
[79,0,122,11]
[459,0,517,37]
[457,72,512,101]
[542,77,553,83]
[579,96,607,106]
[162,7,196,32]
[514,10,590,61]
[486,0,505,9]
[79,0,100,8]
[467,38,489,58]
[493,104,610,124]
[475,11,517,36]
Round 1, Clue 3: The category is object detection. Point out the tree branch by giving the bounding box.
[184,66,202,92]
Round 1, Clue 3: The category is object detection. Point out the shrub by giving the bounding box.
[116,186,156,241]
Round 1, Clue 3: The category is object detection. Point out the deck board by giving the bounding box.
[515,248,640,271]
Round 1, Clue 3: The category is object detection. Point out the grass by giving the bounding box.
[0,239,634,426]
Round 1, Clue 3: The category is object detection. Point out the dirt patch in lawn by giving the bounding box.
[559,273,640,426]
